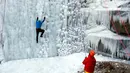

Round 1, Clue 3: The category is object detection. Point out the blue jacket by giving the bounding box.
[36,19,45,28]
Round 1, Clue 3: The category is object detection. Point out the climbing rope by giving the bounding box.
[2,0,6,48]
[0,0,2,4]
[1,0,7,61]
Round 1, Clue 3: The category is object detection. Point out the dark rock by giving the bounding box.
[110,12,130,36]
[94,61,130,73]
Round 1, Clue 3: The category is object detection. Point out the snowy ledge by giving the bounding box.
[85,25,130,59]
[86,25,130,40]
[0,52,130,73]
[80,1,130,12]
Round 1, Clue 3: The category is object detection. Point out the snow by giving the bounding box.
[99,0,129,8]
[86,25,130,40]
[80,1,129,11]
[0,52,129,73]
[85,25,130,59]
[0,0,130,63]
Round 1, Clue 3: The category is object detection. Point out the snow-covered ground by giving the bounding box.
[0,52,129,73]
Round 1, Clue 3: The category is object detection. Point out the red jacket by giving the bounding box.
[82,54,96,72]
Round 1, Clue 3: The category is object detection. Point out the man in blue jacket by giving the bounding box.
[36,17,46,43]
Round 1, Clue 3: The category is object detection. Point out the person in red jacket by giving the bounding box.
[82,50,96,73]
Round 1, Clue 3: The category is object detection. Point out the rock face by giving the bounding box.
[110,11,130,36]
[78,61,130,73]
[95,61,130,73]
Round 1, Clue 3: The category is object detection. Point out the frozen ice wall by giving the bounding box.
[81,7,130,59]
[2,0,129,61]
[0,15,3,61]
[0,0,4,61]
[81,10,110,29]
[3,0,38,61]
[81,8,130,30]
[3,0,66,61]
[2,0,84,61]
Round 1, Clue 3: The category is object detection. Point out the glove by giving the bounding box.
[44,17,46,20]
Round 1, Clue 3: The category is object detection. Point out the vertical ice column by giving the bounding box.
[47,1,61,57]
[0,14,4,61]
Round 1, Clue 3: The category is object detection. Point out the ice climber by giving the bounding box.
[82,50,96,73]
[36,17,46,43]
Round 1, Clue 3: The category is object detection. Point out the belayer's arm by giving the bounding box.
[82,57,88,65]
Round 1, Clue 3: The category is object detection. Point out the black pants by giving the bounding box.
[36,28,45,43]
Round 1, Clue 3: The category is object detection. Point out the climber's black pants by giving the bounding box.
[36,28,45,43]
